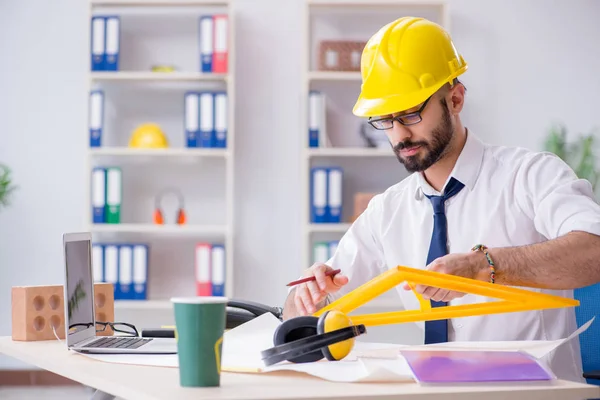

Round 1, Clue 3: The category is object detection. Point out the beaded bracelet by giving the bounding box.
[471,244,496,283]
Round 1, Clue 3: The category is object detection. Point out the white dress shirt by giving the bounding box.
[325,130,600,382]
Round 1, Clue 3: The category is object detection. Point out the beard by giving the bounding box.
[393,99,454,173]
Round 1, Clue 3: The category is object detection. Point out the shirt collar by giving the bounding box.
[414,129,485,199]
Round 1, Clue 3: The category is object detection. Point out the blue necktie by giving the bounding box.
[423,177,465,344]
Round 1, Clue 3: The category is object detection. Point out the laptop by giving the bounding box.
[63,232,177,354]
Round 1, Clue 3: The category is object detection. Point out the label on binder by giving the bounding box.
[199,16,214,72]
[196,243,212,296]
[105,167,121,224]
[185,92,199,147]
[92,168,106,223]
[311,168,327,223]
[199,92,214,147]
[105,17,120,71]
[89,91,104,147]
[133,244,148,300]
[211,245,225,296]
[91,17,105,71]
[328,168,343,223]
[214,92,227,148]
[104,245,119,298]
[92,244,104,282]
[213,15,228,73]
[119,245,133,299]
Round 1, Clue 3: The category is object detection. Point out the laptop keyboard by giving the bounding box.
[85,336,153,349]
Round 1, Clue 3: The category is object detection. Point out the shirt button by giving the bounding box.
[456,323,463,329]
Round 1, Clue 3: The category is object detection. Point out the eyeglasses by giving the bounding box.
[97,321,139,337]
[68,321,139,337]
[368,95,432,130]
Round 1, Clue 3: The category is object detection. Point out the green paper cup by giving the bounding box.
[171,296,228,387]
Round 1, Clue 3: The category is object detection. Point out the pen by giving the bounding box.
[286,269,341,287]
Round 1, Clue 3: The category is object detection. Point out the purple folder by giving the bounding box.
[399,350,554,383]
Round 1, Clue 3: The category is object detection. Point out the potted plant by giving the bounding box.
[544,124,600,195]
[0,163,16,211]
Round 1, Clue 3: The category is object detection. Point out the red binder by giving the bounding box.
[212,15,228,73]
[195,243,212,296]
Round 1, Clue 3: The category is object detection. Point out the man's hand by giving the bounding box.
[402,252,488,302]
[284,263,349,318]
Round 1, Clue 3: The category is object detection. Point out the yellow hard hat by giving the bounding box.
[128,123,169,148]
[353,17,467,118]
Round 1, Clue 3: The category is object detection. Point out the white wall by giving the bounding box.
[1,0,599,369]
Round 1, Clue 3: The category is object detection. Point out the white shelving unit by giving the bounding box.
[90,71,228,81]
[85,0,235,311]
[301,0,448,309]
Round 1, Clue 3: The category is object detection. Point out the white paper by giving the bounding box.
[77,314,594,384]
[401,317,594,359]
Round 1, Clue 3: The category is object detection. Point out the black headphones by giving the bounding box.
[153,188,186,225]
[260,310,366,367]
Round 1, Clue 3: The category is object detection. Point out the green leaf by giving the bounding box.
[0,163,17,210]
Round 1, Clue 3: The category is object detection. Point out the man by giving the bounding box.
[283,17,600,382]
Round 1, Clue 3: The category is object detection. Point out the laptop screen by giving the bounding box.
[64,238,95,341]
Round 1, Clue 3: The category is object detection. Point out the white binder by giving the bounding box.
[92,244,104,283]
[132,244,148,300]
[104,245,119,297]
[327,168,343,223]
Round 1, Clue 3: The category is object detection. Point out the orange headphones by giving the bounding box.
[153,188,186,225]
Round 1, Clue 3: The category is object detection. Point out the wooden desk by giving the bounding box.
[1,337,599,400]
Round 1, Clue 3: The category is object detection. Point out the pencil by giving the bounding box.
[286,269,341,287]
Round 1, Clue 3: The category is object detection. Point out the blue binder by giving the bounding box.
[132,244,149,300]
[211,244,225,296]
[118,244,134,300]
[308,91,323,148]
[184,91,200,147]
[103,244,119,299]
[327,167,343,223]
[92,244,104,283]
[104,16,120,71]
[199,91,214,147]
[199,16,214,72]
[91,16,105,71]
[213,91,227,148]
[310,167,328,223]
[89,90,104,147]
[91,167,106,223]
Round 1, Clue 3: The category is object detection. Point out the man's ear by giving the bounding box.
[448,83,465,114]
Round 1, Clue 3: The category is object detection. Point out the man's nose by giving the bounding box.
[389,120,412,144]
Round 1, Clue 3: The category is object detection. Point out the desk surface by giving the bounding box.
[1,337,599,400]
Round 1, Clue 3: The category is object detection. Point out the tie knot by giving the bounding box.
[428,196,446,214]
[425,177,464,214]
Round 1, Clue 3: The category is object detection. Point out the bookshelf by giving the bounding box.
[90,71,228,81]
[301,0,449,309]
[85,0,235,311]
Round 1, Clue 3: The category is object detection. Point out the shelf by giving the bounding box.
[115,300,172,310]
[307,148,394,158]
[90,71,227,82]
[308,71,361,82]
[91,0,229,6]
[89,148,230,158]
[308,223,351,233]
[90,223,228,235]
[308,0,445,7]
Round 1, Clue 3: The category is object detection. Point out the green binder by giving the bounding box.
[105,167,121,224]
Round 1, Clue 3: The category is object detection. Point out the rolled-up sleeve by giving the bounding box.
[325,194,387,303]
[517,151,600,239]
